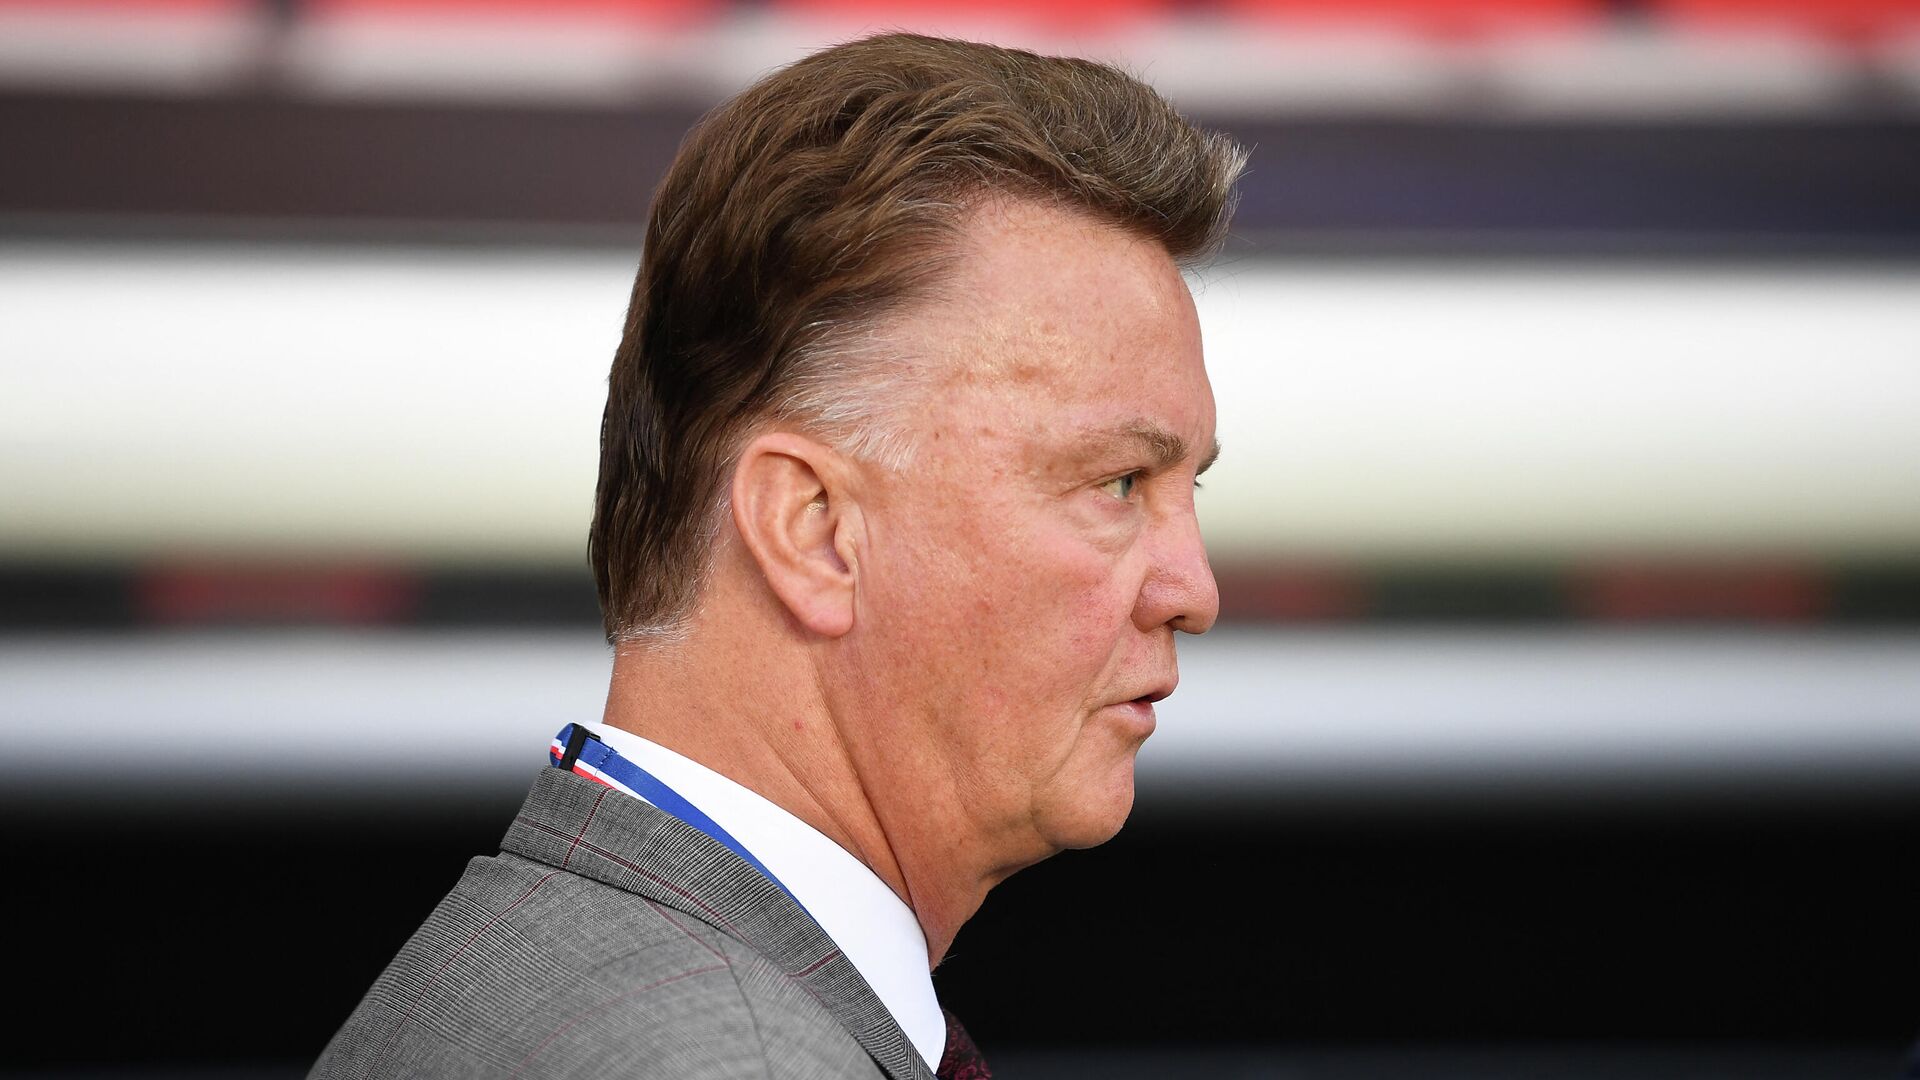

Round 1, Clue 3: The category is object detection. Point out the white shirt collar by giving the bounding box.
[578,722,946,1069]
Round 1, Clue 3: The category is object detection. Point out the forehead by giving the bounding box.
[885,198,1210,442]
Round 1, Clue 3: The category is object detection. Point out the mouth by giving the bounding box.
[1104,682,1173,735]
[1104,698,1159,739]
[1120,682,1176,708]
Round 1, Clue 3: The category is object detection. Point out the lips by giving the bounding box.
[1117,681,1176,708]
[1105,695,1161,738]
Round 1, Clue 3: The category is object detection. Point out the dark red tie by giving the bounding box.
[935,1006,991,1080]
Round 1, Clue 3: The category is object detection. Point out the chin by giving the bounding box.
[1042,772,1138,851]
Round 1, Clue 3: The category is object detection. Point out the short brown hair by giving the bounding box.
[590,31,1247,644]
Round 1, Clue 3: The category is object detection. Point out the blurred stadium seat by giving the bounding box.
[1215,0,1606,35]
[2,0,1919,110]
[0,0,263,91]
[1655,0,1920,42]
[281,0,724,101]
[769,0,1172,32]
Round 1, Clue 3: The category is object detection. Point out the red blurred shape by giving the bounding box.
[139,561,423,625]
[1573,561,1828,622]
[769,0,1172,33]
[1652,0,1920,42]
[1215,563,1364,621]
[301,0,718,22]
[1214,0,1605,36]
[0,0,246,9]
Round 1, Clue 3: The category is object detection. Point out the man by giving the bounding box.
[310,30,1243,1080]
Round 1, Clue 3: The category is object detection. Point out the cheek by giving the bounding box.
[865,485,1139,693]
[960,526,1136,683]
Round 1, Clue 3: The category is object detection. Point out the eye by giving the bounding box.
[1098,471,1142,501]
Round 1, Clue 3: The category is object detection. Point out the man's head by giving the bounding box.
[591,32,1244,886]
[807,194,1223,864]
[591,31,1244,643]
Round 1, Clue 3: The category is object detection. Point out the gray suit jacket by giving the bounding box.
[309,765,939,1080]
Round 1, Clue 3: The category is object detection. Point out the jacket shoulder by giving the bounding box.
[308,852,882,1080]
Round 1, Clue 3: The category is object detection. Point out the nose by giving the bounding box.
[1134,503,1220,635]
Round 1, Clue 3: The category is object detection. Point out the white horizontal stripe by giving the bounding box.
[2,628,1915,795]
[2,245,1916,563]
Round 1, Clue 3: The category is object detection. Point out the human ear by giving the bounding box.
[729,431,858,638]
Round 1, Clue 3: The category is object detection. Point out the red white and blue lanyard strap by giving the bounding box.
[548,723,808,916]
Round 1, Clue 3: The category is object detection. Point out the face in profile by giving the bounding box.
[842,196,1220,877]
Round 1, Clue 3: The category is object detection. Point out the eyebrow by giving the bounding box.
[1086,420,1222,477]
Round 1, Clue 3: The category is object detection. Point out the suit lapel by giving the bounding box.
[500,765,935,1080]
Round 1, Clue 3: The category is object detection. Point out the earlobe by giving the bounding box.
[730,432,858,638]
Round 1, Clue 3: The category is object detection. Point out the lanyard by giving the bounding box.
[548,722,806,915]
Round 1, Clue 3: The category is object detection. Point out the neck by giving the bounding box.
[599,586,990,968]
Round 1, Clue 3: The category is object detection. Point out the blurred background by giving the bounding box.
[2,0,1918,1076]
